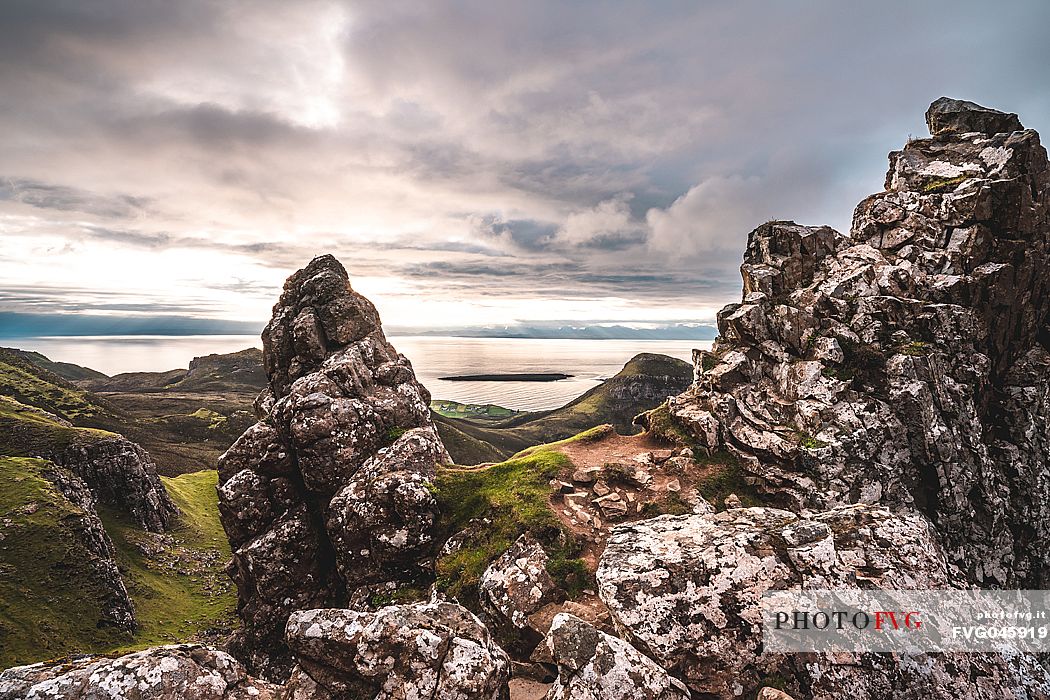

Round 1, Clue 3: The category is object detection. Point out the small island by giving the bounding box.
[438,372,573,382]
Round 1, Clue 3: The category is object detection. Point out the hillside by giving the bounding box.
[434,352,693,463]
[0,347,123,431]
[74,350,264,474]
[0,460,235,667]
[0,349,107,382]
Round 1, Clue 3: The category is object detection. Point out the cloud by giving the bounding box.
[0,0,1048,333]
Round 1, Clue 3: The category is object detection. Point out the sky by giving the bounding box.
[1,1,1048,336]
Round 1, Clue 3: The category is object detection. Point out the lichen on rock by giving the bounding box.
[216,254,451,679]
[660,97,1050,589]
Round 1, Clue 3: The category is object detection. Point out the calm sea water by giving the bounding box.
[8,335,711,411]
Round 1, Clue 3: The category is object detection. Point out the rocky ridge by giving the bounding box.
[52,435,177,532]
[659,96,1050,588]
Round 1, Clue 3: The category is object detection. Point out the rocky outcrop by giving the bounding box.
[217,254,450,679]
[596,505,1050,698]
[38,462,137,632]
[544,613,691,700]
[661,97,1050,588]
[0,645,279,700]
[53,435,177,532]
[283,602,511,699]
[479,534,560,651]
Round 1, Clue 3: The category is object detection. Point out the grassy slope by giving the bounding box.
[0,462,236,667]
[0,396,115,457]
[0,349,107,382]
[0,350,116,428]
[431,401,525,420]
[0,458,129,667]
[432,429,606,609]
[102,470,236,654]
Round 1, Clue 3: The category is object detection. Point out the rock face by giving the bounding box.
[217,254,450,679]
[544,613,691,700]
[479,534,560,650]
[284,602,510,700]
[53,435,177,532]
[39,462,137,632]
[596,506,1050,698]
[663,97,1050,588]
[0,645,279,700]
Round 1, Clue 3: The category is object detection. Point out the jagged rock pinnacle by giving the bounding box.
[216,255,450,680]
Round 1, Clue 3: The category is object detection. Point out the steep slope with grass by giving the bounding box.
[0,457,133,667]
[101,470,237,654]
[0,461,236,667]
[3,349,107,382]
[0,347,120,430]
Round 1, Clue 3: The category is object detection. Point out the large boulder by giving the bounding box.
[0,645,278,700]
[544,612,691,700]
[661,98,1050,589]
[216,254,450,679]
[284,601,511,700]
[479,534,560,651]
[596,505,1050,699]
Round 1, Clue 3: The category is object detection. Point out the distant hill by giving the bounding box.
[7,346,262,475]
[434,352,693,464]
[0,347,124,431]
[82,348,265,394]
[0,348,108,382]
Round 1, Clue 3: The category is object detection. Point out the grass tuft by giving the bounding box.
[433,447,587,607]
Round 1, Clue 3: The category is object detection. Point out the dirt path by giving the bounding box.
[509,679,552,700]
[554,431,668,467]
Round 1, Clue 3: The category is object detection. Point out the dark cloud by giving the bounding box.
[0,178,150,218]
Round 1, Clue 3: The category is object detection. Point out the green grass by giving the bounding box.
[431,400,523,420]
[0,462,238,668]
[642,402,694,445]
[0,396,115,458]
[433,447,586,607]
[639,491,694,517]
[187,408,228,431]
[899,340,932,356]
[796,432,828,449]
[512,424,613,458]
[0,356,109,425]
[695,458,764,510]
[922,175,969,193]
[101,470,236,653]
[0,457,131,667]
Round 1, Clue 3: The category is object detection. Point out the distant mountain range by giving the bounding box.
[0,312,262,338]
[393,323,718,340]
[0,313,717,340]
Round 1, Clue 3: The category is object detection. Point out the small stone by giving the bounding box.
[724,493,742,509]
[666,479,681,493]
[593,480,611,496]
[571,467,602,483]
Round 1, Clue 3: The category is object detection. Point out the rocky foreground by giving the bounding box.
[4,98,1050,699]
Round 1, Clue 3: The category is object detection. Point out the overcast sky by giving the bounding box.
[1,1,1048,333]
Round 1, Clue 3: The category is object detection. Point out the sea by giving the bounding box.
[7,335,712,412]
